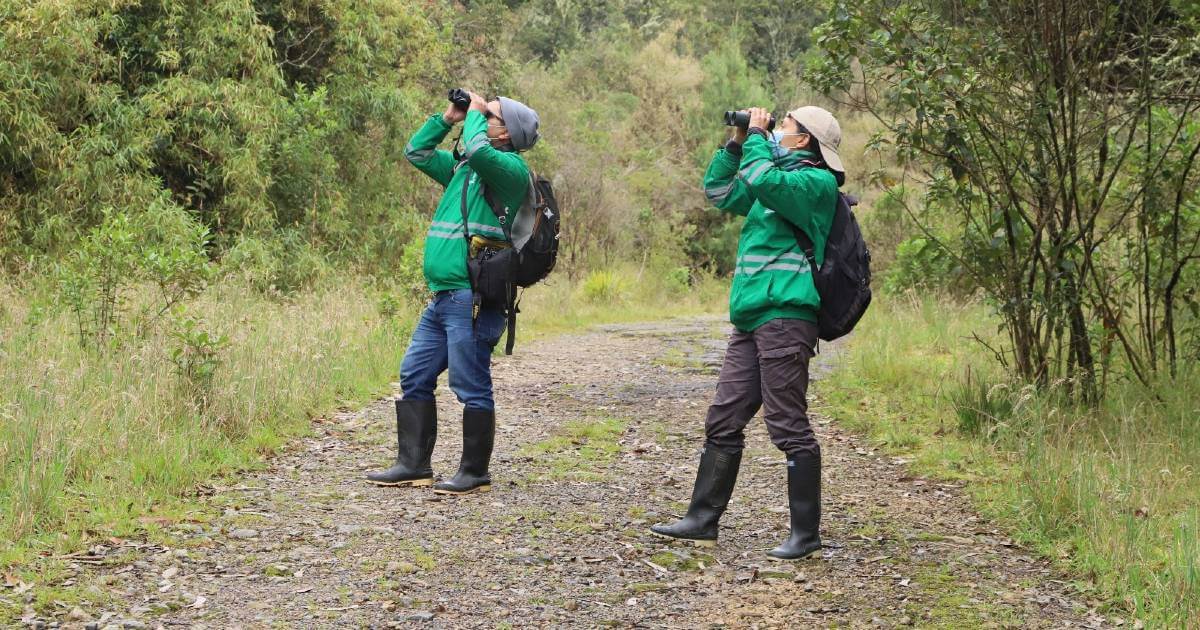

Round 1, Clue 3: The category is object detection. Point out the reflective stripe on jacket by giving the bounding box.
[702,137,838,332]
[405,111,530,291]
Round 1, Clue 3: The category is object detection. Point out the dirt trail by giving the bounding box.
[53,317,1105,629]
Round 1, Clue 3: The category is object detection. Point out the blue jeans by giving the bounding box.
[399,289,506,412]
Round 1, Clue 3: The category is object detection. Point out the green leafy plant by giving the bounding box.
[885,237,959,294]
[168,314,229,395]
[57,210,141,350]
[56,202,214,351]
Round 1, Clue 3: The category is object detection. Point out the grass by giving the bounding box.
[0,263,725,621]
[820,292,1200,626]
[516,264,728,341]
[648,549,713,572]
[0,280,410,563]
[518,416,629,482]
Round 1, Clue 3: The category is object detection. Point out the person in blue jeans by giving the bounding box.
[366,89,539,495]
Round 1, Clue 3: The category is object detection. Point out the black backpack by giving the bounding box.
[790,192,872,341]
[502,173,560,288]
[463,170,561,354]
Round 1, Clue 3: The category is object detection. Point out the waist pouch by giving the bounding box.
[468,245,516,308]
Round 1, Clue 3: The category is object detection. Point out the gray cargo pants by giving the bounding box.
[704,318,821,459]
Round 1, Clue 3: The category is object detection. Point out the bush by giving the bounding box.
[665,266,691,294]
[168,313,229,402]
[220,231,330,295]
[581,269,629,303]
[56,201,213,350]
[0,0,452,274]
[884,236,959,294]
[393,237,430,305]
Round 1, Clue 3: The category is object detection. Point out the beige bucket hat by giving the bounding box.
[787,105,844,174]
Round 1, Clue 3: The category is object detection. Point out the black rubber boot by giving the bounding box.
[649,445,742,547]
[767,453,822,560]
[433,408,495,495]
[366,400,436,487]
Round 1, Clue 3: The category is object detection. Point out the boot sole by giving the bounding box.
[366,478,434,488]
[649,529,717,548]
[766,548,821,561]
[432,484,492,496]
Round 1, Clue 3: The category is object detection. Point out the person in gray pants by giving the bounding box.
[650,105,846,559]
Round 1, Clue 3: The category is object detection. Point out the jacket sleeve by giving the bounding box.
[461,110,530,204]
[702,146,755,217]
[404,114,456,187]
[738,134,837,227]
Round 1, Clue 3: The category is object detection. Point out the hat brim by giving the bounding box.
[818,141,844,174]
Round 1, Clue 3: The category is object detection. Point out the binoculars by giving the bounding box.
[448,88,472,111]
[724,110,776,131]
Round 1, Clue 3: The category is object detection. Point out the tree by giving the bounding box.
[811,0,1200,399]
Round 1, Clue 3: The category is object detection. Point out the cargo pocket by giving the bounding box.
[755,318,818,360]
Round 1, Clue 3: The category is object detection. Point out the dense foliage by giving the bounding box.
[812,0,1200,399]
[0,1,458,283]
[1,0,836,282]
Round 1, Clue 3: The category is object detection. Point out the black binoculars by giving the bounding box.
[724,110,776,131]
[448,88,472,111]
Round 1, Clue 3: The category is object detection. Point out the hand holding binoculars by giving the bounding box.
[723,110,776,131]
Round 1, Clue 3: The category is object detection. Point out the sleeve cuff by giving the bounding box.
[723,140,744,157]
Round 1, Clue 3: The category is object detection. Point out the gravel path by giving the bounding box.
[48,317,1105,629]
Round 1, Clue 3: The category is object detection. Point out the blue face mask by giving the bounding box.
[769,131,790,159]
[770,131,806,170]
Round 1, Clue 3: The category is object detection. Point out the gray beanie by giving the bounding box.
[497,96,540,152]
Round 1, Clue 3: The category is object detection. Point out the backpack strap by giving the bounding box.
[504,291,519,356]
[788,192,859,270]
[790,221,818,272]
[455,161,471,243]
[480,168,539,245]
[455,161,483,320]
[786,159,829,268]
[480,185,512,242]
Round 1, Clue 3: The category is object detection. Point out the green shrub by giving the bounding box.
[0,0,451,273]
[220,231,330,295]
[56,201,213,350]
[168,313,229,401]
[884,236,959,294]
[581,269,629,303]
[665,266,691,294]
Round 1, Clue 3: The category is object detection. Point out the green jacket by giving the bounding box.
[703,135,838,332]
[404,111,531,292]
